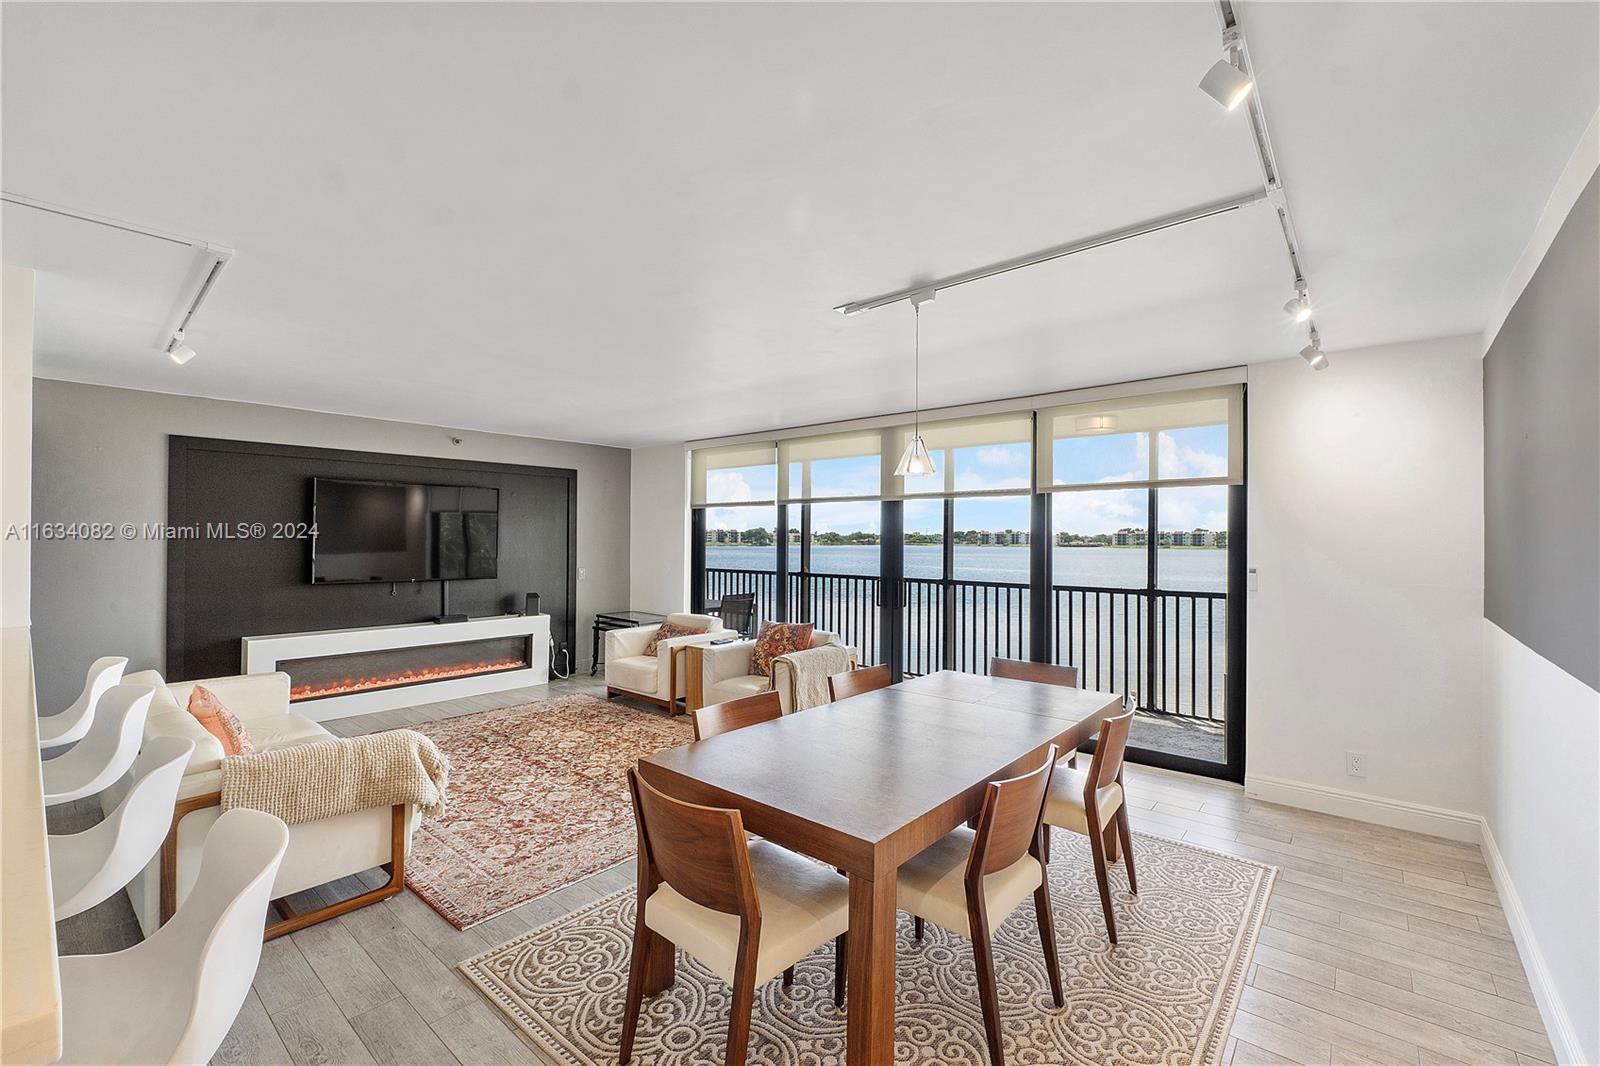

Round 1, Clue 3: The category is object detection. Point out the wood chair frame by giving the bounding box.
[1043,706,1137,942]
[159,792,407,941]
[621,770,845,1065]
[827,663,891,702]
[911,746,1063,1066]
[692,691,783,741]
[607,644,694,715]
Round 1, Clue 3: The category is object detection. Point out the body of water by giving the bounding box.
[703,543,1231,724]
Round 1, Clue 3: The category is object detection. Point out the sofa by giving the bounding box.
[603,612,734,712]
[107,669,418,938]
[686,629,855,713]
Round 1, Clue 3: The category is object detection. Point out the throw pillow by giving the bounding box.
[751,621,815,677]
[186,684,256,757]
[643,620,708,657]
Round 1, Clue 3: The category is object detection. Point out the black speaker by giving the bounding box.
[524,592,541,617]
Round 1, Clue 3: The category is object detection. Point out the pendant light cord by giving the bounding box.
[913,301,921,436]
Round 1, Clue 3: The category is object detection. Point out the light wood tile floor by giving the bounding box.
[51,676,1555,1066]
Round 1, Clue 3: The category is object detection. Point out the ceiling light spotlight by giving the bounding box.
[1300,341,1328,371]
[166,330,196,366]
[1199,58,1254,110]
[1283,291,1311,323]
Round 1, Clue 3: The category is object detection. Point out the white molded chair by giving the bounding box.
[39,655,128,750]
[57,808,290,1066]
[50,736,195,920]
[42,683,156,807]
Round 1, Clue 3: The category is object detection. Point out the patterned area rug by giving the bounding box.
[406,694,694,929]
[460,832,1274,1065]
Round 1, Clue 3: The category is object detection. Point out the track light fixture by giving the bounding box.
[1283,284,1311,323]
[1300,328,1328,371]
[1199,56,1253,110]
[166,331,196,366]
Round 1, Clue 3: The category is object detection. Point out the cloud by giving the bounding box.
[706,469,756,503]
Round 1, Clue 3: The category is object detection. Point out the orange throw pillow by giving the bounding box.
[186,684,256,757]
[751,621,815,677]
[643,620,707,657]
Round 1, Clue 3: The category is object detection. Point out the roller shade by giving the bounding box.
[690,441,777,507]
[778,430,886,503]
[886,412,1034,498]
[1037,385,1242,491]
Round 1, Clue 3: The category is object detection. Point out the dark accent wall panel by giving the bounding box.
[1484,172,1600,689]
[167,436,577,682]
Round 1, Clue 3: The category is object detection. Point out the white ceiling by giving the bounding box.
[3,2,1595,448]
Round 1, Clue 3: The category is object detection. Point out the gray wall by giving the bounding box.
[1483,172,1600,689]
[30,379,631,711]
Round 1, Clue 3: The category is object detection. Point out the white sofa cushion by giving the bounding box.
[607,655,662,697]
[705,674,773,705]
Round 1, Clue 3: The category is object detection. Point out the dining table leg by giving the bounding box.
[846,865,897,1065]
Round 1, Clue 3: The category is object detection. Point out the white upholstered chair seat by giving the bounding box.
[896,826,1043,937]
[702,673,772,705]
[606,655,665,697]
[1044,767,1124,836]
[643,839,849,985]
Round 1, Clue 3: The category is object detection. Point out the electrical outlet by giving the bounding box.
[1346,751,1366,778]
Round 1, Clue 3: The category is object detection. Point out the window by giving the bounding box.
[888,413,1033,499]
[1037,386,1242,491]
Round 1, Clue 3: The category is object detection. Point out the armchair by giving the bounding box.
[685,629,855,714]
[109,669,419,940]
[603,612,732,713]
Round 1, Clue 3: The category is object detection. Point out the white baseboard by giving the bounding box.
[1243,773,1482,842]
[1479,821,1586,1066]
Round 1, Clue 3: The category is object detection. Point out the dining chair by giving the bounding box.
[56,807,290,1066]
[38,655,128,751]
[42,683,156,807]
[49,736,195,920]
[621,769,849,1065]
[1042,706,1137,942]
[989,657,1083,767]
[897,745,1063,1066]
[989,656,1078,688]
[827,663,890,701]
[693,690,782,741]
[716,592,757,638]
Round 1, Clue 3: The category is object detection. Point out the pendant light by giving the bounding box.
[894,290,938,478]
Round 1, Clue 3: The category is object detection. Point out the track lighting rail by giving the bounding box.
[833,189,1269,316]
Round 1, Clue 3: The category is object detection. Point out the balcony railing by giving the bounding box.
[703,566,1226,720]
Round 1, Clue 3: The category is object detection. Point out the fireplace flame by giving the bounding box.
[289,656,527,702]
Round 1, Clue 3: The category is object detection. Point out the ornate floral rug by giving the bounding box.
[460,832,1274,1065]
[406,694,694,929]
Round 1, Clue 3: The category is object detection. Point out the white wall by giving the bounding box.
[1244,335,1487,832]
[1477,114,1599,1066]
[2,266,34,629]
[628,444,690,613]
[29,380,631,711]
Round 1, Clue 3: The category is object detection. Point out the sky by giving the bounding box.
[705,425,1229,536]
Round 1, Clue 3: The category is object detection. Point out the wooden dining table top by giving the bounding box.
[635,668,1126,1065]
[641,670,1122,867]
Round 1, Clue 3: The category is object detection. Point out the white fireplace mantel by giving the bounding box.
[241,614,550,721]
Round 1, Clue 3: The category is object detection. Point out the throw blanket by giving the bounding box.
[773,643,857,712]
[220,729,450,824]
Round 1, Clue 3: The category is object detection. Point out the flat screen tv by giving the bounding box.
[311,477,499,584]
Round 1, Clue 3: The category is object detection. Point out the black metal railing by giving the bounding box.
[702,567,1226,719]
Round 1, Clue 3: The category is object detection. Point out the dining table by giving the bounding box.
[637,668,1125,1066]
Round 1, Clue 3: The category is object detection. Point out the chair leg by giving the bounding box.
[782,965,794,989]
[619,918,651,1063]
[1103,818,1120,864]
[913,916,924,941]
[724,959,759,1066]
[1041,824,1052,865]
[1116,805,1137,895]
[1086,821,1118,944]
[967,915,1005,1066]
[833,933,847,1007]
[1033,880,1064,1008]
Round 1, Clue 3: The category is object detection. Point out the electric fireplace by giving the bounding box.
[281,634,535,703]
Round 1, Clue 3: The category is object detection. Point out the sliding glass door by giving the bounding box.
[689,385,1246,782]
